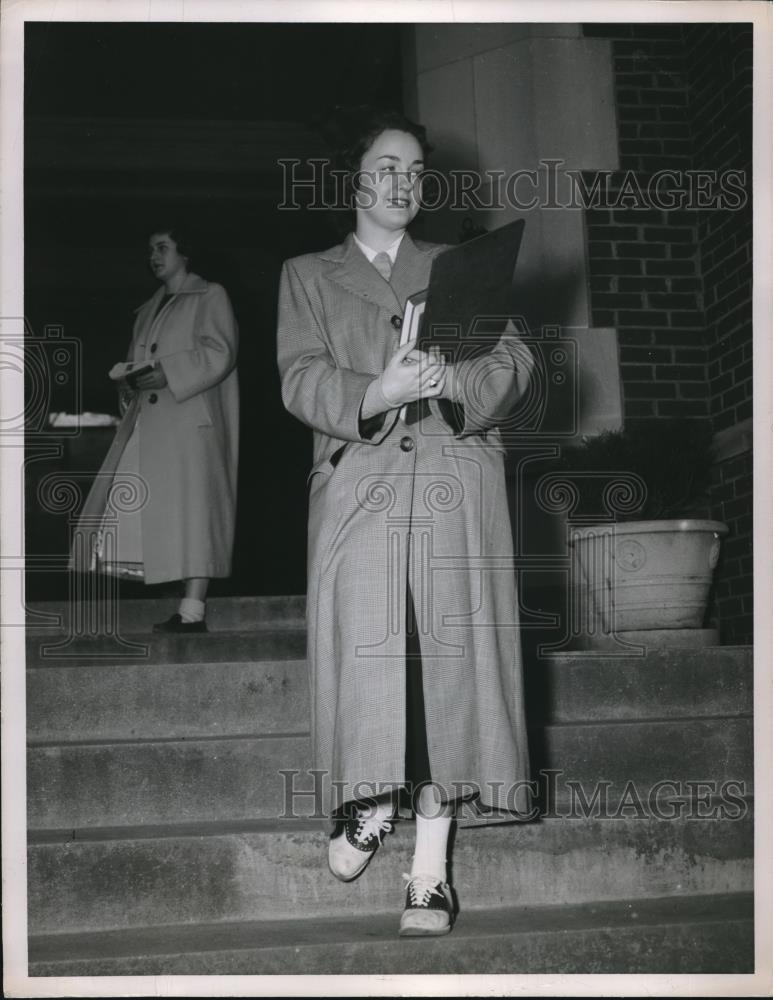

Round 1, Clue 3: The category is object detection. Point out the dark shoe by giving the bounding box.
[399,873,455,936]
[328,810,393,882]
[152,613,207,634]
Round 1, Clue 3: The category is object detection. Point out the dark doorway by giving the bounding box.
[24,21,405,598]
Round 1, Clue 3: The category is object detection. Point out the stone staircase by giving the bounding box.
[26,596,754,975]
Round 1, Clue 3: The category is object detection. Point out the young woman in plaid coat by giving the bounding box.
[277,109,534,936]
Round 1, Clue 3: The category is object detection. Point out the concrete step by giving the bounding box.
[28,735,312,829]
[27,810,753,934]
[534,646,752,722]
[27,892,753,975]
[25,627,307,666]
[25,594,307,634]
[27,645,752,744]
[27,659,310,743]
[28,716,752,830]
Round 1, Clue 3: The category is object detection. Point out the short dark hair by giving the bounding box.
[319,106,433,230]
[147,224,195,266]
[336,107,433,179]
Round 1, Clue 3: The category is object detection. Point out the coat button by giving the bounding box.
[148,393,158,404]
[150,343,157,353]
[391,315,402,330]
[400,436,414,452]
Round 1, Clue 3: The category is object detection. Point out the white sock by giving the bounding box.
[411,785,452,883]
[178,597,206,623]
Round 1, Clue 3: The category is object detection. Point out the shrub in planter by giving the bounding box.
[555,419,714,521]
[553,420,728,636]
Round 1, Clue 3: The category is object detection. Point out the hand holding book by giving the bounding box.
[380,340,447,407]
[367,221,525,424]
[109,359,167,390]
[361,340,449,421]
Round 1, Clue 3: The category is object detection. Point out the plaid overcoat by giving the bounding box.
[277,232,535,823]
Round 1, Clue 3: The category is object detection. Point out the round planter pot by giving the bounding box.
[569,519,728,633]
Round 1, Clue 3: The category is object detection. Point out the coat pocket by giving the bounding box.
[187,392,214,428]
[328,444,346,469]
[306,444,347,488]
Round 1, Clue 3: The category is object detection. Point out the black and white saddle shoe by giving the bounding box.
[328,810,394,882]
[399,872,455,936]
[152,613,207,633]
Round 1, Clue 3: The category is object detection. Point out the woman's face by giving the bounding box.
[355,129,424,234]
[148,232,188,284]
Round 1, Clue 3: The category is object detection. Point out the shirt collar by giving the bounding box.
[353,231,405,265]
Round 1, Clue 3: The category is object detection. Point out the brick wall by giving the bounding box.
[710,450,753,644]
[686,23,752,432]
[582,23,753,643]
[586,198,707,420]
[582,24,706,421]
[686,23,753,645]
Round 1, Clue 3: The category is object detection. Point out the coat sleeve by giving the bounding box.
[441,322,536,437]
[161,284,238,404]
[277,259,398,444]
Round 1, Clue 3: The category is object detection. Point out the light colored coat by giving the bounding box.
[277,232,535,822]
[72,273,239,584]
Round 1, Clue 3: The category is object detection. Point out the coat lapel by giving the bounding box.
[322,233,401,314]
[173,272,208,296]
[132,272,208,353]
[134,272,208,316]
[389,232,436,310]
[134,285,165,321]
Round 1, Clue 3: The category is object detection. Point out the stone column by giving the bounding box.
[403,24,625,648]
[403,22,623,435]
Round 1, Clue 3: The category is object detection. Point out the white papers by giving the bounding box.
[108,360,158,382]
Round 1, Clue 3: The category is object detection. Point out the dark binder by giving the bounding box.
[124,363,157,389]
[404,219,525,432]
[416,219,525,359]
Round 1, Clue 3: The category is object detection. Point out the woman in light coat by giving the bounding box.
[71,226,239,631]
[277,110,533,936]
